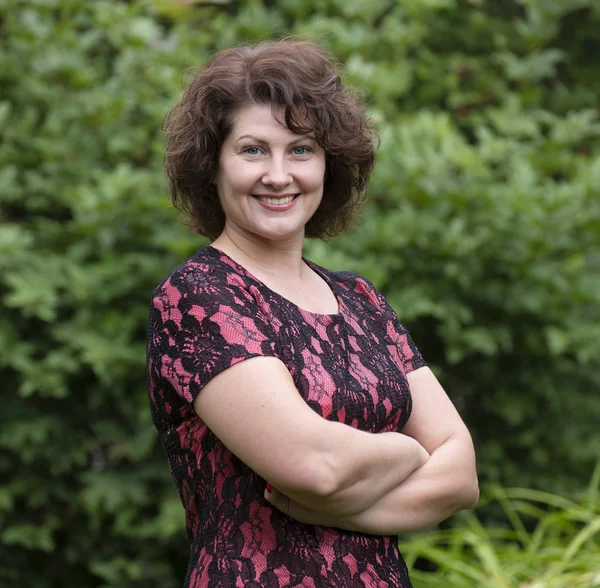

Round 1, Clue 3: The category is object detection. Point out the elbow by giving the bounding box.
[453,437,479,510]
[464,483,480,510]
[458,474,480,510]
[296,466,339,500]
[307,452,343,499]
[279,454,341,501]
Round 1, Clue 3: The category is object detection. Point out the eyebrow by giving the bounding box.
[235,134,316,144]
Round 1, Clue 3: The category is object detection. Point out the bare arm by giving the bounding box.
[266,432,477,534]
[341,431,478,534]
[265,366,479,533]
[193,356,430,514]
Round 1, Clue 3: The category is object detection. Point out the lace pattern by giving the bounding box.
[147,247,426,587]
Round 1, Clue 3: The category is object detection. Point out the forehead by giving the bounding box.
[228,103,314,141]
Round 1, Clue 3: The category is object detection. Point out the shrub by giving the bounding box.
[1,0,599,584]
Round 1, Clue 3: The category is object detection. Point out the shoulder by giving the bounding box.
[151,247,257,314]
[308,260,384,312]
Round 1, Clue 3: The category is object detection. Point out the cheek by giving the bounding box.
[316,158,327,188]
[302,161,326,191]
[218,163,257,197]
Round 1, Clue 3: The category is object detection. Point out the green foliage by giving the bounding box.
[1,0,599,585]
[301,0,600,492]
[0,1,200,585]
[399,463,600,587]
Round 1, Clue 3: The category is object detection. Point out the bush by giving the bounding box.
[1,0,599,585]
[0,2,198,585]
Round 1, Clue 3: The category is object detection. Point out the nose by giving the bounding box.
[262,156,292,189]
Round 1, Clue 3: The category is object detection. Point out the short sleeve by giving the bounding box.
[380,301,427,375]
[349,273,427,376]
[147,264,280,404]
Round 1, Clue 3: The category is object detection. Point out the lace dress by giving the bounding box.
[147,246,426,587]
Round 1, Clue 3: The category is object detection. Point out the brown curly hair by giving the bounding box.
[163,39,376,240]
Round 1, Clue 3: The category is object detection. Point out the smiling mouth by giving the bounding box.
[253,195,298,205]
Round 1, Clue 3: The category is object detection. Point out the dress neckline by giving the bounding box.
[203,245,343,319]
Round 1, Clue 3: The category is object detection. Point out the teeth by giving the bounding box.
[257,196,295,205]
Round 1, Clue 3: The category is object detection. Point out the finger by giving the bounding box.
[264,487,291,516]
[264,486,282,505]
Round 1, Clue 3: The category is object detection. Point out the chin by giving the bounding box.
[250,220,307,241]
[258,230,302,242]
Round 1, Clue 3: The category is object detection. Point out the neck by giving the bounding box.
[211,225,307,280]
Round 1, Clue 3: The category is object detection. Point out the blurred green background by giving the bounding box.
[1,0,599,586]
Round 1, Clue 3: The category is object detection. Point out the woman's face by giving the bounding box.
[215,103,326,247]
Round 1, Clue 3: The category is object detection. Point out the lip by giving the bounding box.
[253,193,297,199]
[253,193,299,212]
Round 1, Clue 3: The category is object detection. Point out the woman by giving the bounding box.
[147,40,479,587]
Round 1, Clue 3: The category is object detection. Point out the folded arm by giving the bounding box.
[265,366,479,533]
[342,430,478,534]
[266,431,477,534]
[193,356,430,514]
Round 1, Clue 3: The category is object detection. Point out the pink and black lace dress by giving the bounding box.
[146,246,426,587]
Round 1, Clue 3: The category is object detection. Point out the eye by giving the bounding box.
[292,145,312,156]
[242,146,262,156]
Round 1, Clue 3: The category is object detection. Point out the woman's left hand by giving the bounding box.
[264,487,337,528]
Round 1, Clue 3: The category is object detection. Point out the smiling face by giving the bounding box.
[214,103,326,248]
